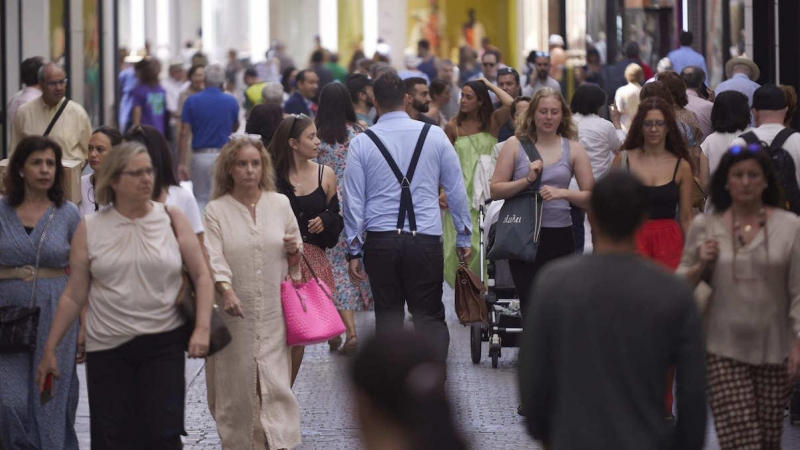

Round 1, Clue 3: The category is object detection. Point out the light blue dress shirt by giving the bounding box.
[343,111,472,254]
[714,73,760,107]
[666,46,708,79]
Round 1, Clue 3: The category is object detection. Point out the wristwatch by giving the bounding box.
[345,253,362,262]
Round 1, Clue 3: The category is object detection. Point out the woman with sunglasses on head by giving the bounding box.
[80,126,123,215]
[441,78,512,286]
[315,82,369,355]
[124,125,204,241]
[268,114,344,382]
[677,143,800,450]
[36,141,212,449]
[1,137,82,450]
[203,135,303,449]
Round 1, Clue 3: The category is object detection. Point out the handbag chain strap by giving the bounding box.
[29,207,57,308]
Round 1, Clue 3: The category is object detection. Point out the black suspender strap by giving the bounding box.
[364,124,431,234]
[43,99,69,137]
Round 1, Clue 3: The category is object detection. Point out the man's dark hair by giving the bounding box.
[590,171,650,241]
[244,67,259,79]
[404,77,428,95]
[373,72,406,110]
[21,57,45,87]
[345,73,373,103]
[482,49,500,62]
[711,91,750,133]
[624,41,641,59]
[679,31,694,47]
[295,69,312,84]
[281,66,297,93]
[418,39,430,51]
[680,66,705,89]
[496,67,520,86]
[429,78,449,99]
[570,84,607,116]
[310,50,325,64]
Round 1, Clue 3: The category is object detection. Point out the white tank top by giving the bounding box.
[84,202,184,351]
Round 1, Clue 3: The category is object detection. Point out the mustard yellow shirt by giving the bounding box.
[10,97,91,163]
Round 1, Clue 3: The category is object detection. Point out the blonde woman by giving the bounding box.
[37,142,213,449]
[203,135,303,450]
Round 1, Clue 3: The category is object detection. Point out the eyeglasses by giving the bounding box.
[120,167,154,178]
[44,78,68,87]
[482,62,496,68]
[642,120,667,129]
[728,143,764,155]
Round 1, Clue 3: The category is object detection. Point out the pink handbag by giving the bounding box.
[281,254,345,347]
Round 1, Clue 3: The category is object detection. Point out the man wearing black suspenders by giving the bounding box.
[343,72,472,362]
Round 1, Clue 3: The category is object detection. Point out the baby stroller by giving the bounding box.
[469,155,524,368]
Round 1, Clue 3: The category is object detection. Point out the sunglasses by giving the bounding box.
[728,143,764,155]
[497,67,518,76]
[482,62,497,68]
[288,113,309,137]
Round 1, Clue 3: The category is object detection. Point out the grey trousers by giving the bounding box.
[190,148,220,211]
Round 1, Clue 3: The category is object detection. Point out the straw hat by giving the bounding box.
[725,55,760,80]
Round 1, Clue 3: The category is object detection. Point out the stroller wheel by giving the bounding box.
[470,324,482,364]
[490,342,501,368]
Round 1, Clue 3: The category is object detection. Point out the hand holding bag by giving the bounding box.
[455,264,489,325]
[166,207,232,356]
[0,209,55,353]
[487,138,544,262]
[281,253,345,347]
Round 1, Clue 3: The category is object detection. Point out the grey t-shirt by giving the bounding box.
[519,253,707,450]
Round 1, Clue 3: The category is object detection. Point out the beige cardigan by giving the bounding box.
[677,210,800,365]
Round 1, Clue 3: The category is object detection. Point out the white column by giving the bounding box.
[201,0,218,62]
[362,0,378,60]
[376,0,406,69]
[103,0,118,125]
[250,0,269,63]
[69,0,85,106]
[517,0,549,63]
[129,0,146,54]
[271,0,319,68]
[565,0,586,55]
[153,0,171,62]
[318,0,338,53]
[21,0,50,60]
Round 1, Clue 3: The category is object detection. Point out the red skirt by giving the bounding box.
[636,219,684,270]
[300,244,337,298]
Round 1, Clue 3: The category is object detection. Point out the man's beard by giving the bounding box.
[413,100,430,113]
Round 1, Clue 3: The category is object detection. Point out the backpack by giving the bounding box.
[741,129,800,214]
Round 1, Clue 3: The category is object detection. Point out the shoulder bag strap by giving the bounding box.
[519,138,543,192]
[43,99,69,137]
[739,131,760,146]
[29,208,57,307]
[770,128,797,153]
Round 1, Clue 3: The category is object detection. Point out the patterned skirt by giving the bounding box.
[301,244,337,299]
[327,236,373,311]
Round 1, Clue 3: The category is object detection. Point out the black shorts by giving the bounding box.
[86,325,188,450]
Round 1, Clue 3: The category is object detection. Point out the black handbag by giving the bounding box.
[0,209,56,353]
[166,206,232,356]
[487,139,545,263]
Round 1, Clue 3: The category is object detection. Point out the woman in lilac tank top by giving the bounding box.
[491,87,595,319]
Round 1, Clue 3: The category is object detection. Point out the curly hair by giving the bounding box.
[456,81,494,131]
[657,71,689,108]
[709,142,784,212]
[3,136,66,207]
[621,96,692,169]
[516,87,577,142]
[212,136,276,200]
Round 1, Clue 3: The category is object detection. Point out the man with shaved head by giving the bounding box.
[10,62,92,164]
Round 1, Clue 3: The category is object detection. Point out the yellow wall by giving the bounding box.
[337,0,364,69]
[407,0,517,69]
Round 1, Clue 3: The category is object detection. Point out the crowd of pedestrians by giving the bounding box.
[1,29,800,450]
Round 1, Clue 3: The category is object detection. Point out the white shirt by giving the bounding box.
[165,185,204,234]
[686,90,713,139]
[573,113,625,180]
[701,131,742,178]
[615,83,641,133]
[80,174,101,216]
[162,77,189,114]
[729,123,800,187]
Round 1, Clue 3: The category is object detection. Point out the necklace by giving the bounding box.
[732,208,766,248]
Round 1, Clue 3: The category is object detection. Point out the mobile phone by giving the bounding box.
[40,374,54,404]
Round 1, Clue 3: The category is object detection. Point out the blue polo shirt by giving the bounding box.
[182,87,239,149]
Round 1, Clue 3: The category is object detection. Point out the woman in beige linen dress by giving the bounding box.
[203,135,303,449]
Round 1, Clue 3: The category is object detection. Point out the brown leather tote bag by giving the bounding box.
[455,264,488,325]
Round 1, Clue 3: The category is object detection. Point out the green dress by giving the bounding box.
[442,131,497,286]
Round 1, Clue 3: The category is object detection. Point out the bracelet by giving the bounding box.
[215,281,232,296]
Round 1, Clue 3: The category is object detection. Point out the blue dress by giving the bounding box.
[0,200,81,450]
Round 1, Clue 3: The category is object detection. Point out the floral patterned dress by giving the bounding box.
[317,123,373,310]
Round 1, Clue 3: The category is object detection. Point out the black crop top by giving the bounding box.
[279,165,343,249]
[628,157,681,220]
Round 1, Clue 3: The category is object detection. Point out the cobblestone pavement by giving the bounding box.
[75,284,800,449]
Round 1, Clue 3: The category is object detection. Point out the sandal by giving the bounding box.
[328,335,343,353]
[338,336,358,356]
